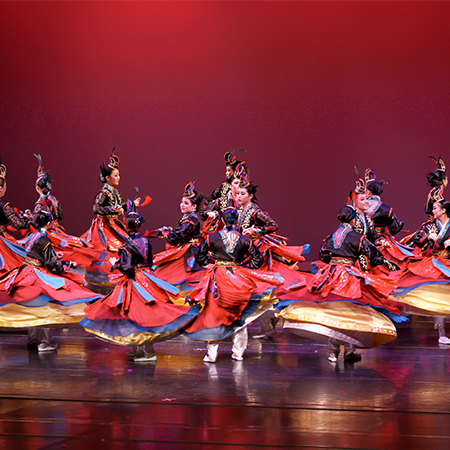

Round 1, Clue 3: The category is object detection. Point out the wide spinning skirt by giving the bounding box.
[392,255,450,316]
[0,264,102,328]
[80,268,199,345]
[153,243,205,302]
[279,301,397,348]
[82,217,129,284]
[0,234,26,274]
[276,263,405,349]
[182,265,283,341]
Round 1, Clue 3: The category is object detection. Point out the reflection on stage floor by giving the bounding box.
[0,317,449,449]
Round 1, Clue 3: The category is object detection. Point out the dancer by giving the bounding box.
[0,211,102,351]
[365,168,415,272]
[278,206,405,362]
[0,158,30,273]
[235,175,310,338]
[183,207,283,362]
[208,146,247,203]
[83,148,140,288]
[393,197,450,345]
[30,154,99,275]
[81,207,199,362]
[152,178,205,297]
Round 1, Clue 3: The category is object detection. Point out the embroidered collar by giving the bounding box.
[436,218,450,243]
[332,224,352,249]
[219,230,239,254]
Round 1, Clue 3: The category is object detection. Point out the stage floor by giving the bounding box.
[0,318,449,449]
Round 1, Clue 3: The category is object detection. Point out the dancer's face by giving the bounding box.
[236,187,252,206]
[356,193,369,211]
[433,202,447,220]
[106,169,120,187]
[230,178,241,196]
[180,197,196,214]
[0,182,6,198]
[225,165,234,179]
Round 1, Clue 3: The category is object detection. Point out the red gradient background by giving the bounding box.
[1,1,450,256]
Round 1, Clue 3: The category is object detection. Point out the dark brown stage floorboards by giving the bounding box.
[0,318,449,450]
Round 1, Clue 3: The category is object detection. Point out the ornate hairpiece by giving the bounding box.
[427,156,447,189]
[0,157,6,181]
[183,176,197,199]
[353,166,365,194]
[108,147,120,169]
[224,143,246,166]
[365,168,387,187]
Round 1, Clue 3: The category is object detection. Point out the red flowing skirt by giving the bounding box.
[184,265,283,333]
[85,269,190,327]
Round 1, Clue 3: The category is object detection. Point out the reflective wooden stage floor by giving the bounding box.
[0,318,449,450]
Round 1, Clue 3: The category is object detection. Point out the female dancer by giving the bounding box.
[348,179,400,273]
[208,146,247,203]
[83,149,139,288]
[152,179,205,296]
[278,206,405,362]
[235,175,310,338]
[0,158,29,273]
[30,154,99,274]
[0,211,102,351]
[81,209,199,362]
[182,208,283,362]
[393,198,450,345]
[202,163,247,234]
[365,168,415,272]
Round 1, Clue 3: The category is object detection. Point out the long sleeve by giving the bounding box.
[246,241,264,269]
[167,221,195,246]
[119,247,135,278]
[42,240,64,274]
[193,238,211,267]
[387,210,404,235]
[253,209,279,235]
[2,202,29,230]
[93,190,122,216]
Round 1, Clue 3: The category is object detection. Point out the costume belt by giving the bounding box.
[432,250,450,259]
[330,257,355,265]
[214,260,236,266]
[96,214,119,219]
[189,238,200,244]
[24,257,43,267]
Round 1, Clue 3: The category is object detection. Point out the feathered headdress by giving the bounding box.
[427,156,447,189]
[224,143,246,168]
[108,146,120,169]
[34,154,52,190]
[183,176,198,199]
[365,168,387,195]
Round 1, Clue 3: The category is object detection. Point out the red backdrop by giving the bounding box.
[1,1,450,256]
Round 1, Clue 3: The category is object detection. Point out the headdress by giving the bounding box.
[32,210,53,229]
[34,154,52,190]
[224,144,246,169]
[0,157,6,183]
[425,157,447,216]
[365,168,387,196]
[347,166,365,206]
[100,147,120,183]
[183,176,197,199]
[108,146,120,170]
[221,207,239,225]
[427,156,447,188]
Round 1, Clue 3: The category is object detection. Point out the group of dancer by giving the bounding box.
[0,148,449,364]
